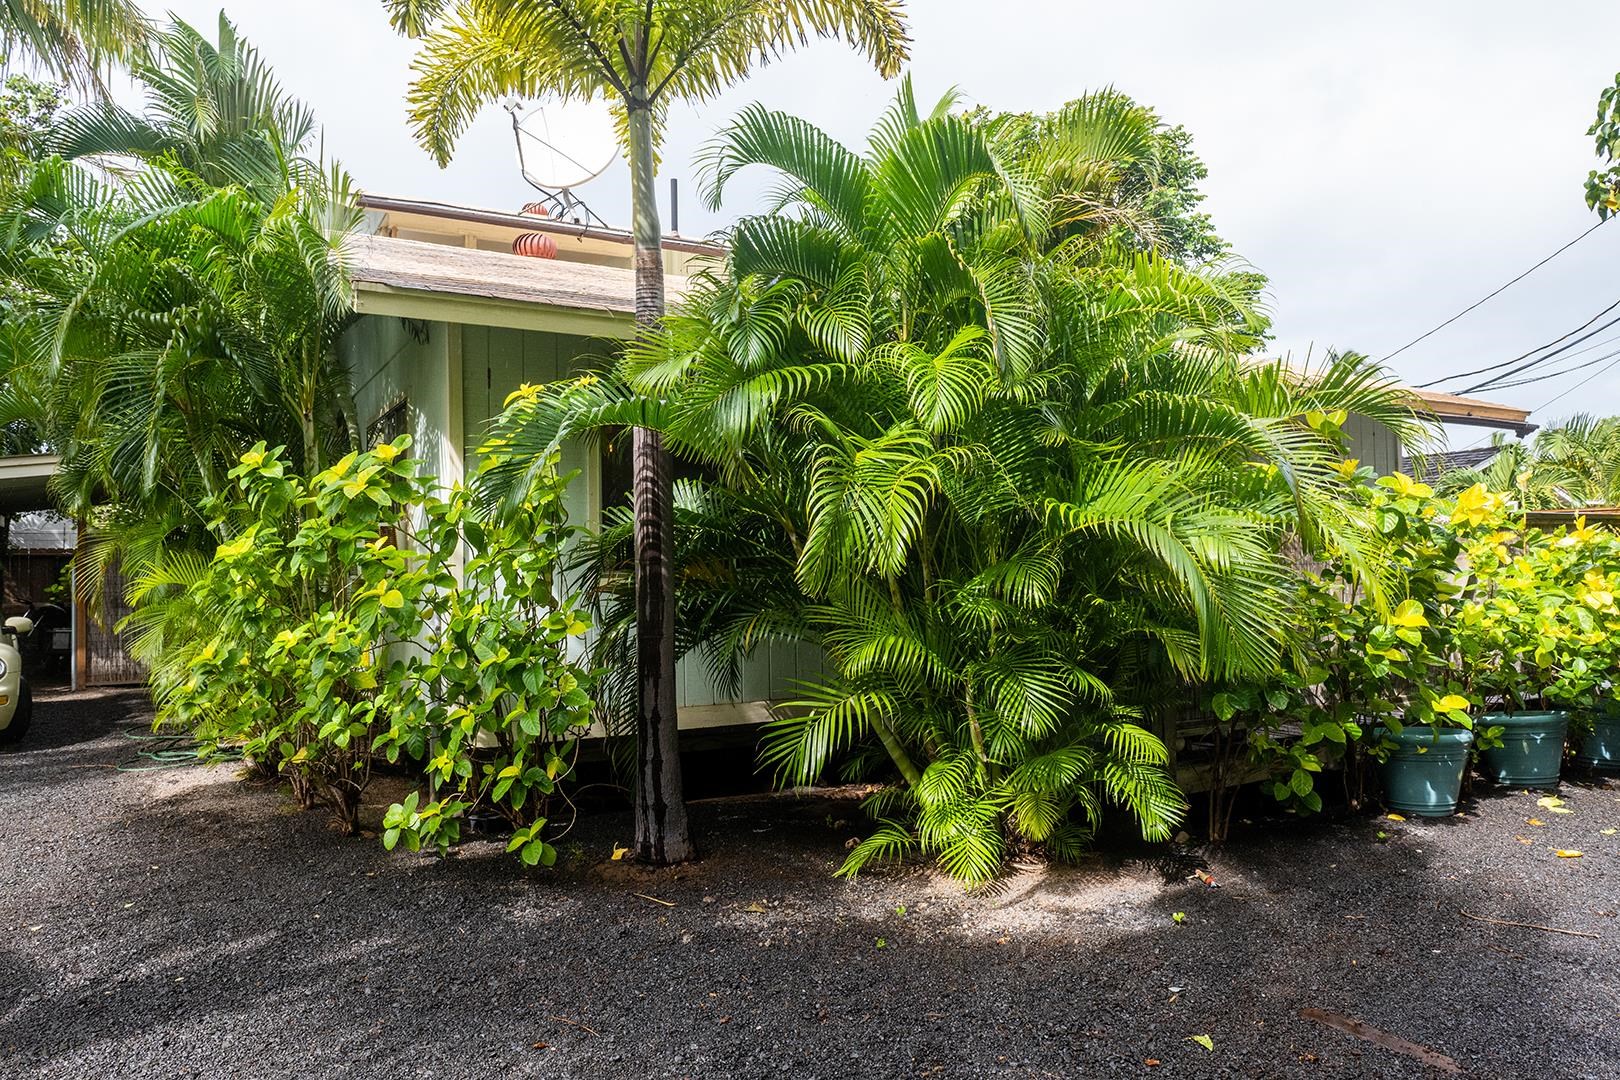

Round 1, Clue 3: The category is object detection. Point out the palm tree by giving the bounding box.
[387,0,911,865]
[481,85,1430,882]
[0,16,359,623]
[1439,414,1620,509]
[0,0,149,92]
[47,13,320,204]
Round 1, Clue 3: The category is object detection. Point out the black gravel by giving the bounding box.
[2,691,1619,1079]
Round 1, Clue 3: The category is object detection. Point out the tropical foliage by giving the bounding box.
[0,0,148,92]
[1437,414,1620,509]
[1217,473,1620,836]
[1588,70,1620,217]
[388,0,914,866]
[480,83,1430,883]
[0,14,359,612]
[145,438,596,858]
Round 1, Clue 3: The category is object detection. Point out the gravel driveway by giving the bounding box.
[2,690,1618,1079]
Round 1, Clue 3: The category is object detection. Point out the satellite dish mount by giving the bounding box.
[506,100,616,230]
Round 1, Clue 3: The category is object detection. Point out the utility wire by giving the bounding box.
[1460,309,1620,394]
[1385,218,1611,364]
[1468,336,1620,392]
[1418,296,1620,388]
[1526,351,1620,415]
[1456,350,1620,452]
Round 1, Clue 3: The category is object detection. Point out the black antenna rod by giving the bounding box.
[670,178,679,234]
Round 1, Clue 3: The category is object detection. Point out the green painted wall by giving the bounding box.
[458,324,819,712]
[1343,414,1403,476]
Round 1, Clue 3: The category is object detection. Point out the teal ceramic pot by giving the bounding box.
[1576,712,1620,773]
[1380,726,1473,817]
[1478,711,1568,789]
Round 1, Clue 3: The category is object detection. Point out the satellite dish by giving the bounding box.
[506,99,618,227]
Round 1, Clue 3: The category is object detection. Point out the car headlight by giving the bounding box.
[0,656,10,678]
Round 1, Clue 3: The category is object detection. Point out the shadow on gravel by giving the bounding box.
[1,689,150,754]
[3,692,1619,1079]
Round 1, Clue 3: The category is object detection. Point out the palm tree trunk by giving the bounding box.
[627,99,693,865]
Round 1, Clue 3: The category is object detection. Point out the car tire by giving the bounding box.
[0,679,31,745]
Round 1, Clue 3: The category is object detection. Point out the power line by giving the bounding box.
[1460,309,1620,394]
[1418,296,1620,388]
[1457,350,1620,451]
[1480,341,1620,391]
[1384,218,1611,364]
[1527,351,1620,414]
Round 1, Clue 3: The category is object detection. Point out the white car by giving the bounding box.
[0,616,35,745]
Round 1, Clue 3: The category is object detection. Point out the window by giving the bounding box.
[368,398,409,449]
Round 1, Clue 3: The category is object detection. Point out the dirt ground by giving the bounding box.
[2,689,1618,1079]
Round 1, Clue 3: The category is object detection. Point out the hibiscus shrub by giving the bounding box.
[150,438,595,863]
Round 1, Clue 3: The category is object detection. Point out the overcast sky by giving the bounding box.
[135,1,1620,444]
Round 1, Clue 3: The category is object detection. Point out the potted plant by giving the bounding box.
[1372,601,1478,817]
[1452,506,1609,789]
[1575,698,1620,772]
[1357,476,1481,816]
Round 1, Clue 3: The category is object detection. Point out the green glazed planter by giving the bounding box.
[1576,713,1620,773]
[1380,726,1473,817]
[1478,711,1568,789]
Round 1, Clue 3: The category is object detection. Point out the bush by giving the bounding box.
[147,438,596,863]
[1216,469,1620,831]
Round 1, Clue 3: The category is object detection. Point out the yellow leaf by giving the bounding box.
[380,589,405,610]
[372,442,402,463]
[610,845,630,861]
[1602,829,1617,837]
[1433,695,1470,714]
[1385,813,1406,821]
[1526,818,1545,827]
[1187,1035,1214,1051]
[1554,849,1584,858]
[1388,599,1429,629]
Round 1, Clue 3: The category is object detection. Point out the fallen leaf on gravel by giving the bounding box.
[1514,836,1533,844]
[1526,818,1546,827]
[531,1042,549,1050]
[1187,1034,1214,1051]
[1602,829,1617,837]
[1144,1059,1161,1067]
[1536,796,1574,815]
[1386,813,1406,821]
[610,845,629,861]
[744,902,767,913]
[26,925,41,932]
[1554,849,1584,858]
[1172,912,1186,924]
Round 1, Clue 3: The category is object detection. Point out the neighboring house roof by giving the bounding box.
[1399,446,1506,480]
[1405,387,1535,435]
[1524,506,1620,529]
[346,233,691,338]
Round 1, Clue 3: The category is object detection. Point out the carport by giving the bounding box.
[0,454,142,690]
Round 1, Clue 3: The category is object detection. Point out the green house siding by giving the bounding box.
[343,315,461,484]
[1343,414,1403,476]
[454,321,817,716]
